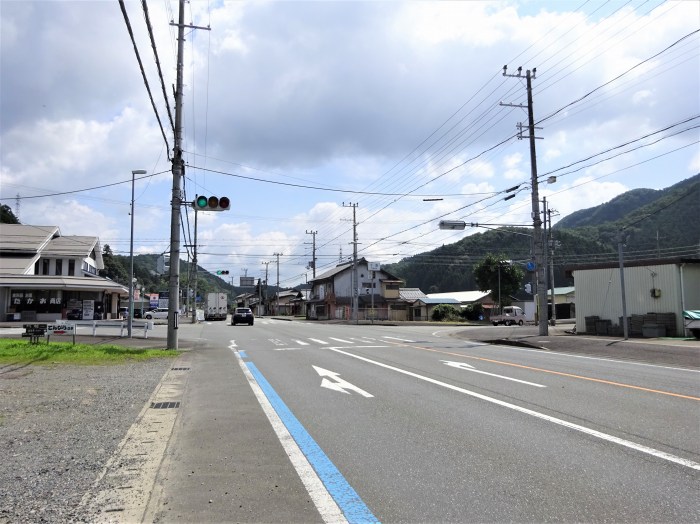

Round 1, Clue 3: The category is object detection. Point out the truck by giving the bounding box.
[205,292,228,321]
[490,305,527,326]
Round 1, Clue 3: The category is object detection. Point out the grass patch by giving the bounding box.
[0,338,179,365]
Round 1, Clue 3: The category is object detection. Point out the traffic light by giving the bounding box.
[192,195,231,211]
[216,270,229,275]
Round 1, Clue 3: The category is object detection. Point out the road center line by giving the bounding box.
[383,341,700,401]
[328,347,700,471]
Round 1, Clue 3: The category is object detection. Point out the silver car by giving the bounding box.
[144,308,169,320]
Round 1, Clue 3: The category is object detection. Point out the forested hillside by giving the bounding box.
[384,174,699,293]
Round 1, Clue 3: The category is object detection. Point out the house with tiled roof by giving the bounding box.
[0,224,128,322]
[306,258,404,320]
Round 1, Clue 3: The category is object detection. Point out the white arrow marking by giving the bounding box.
[441,360,546,388]
[312,366,374,398]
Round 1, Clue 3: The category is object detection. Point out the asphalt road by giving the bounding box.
[147,319,699,523]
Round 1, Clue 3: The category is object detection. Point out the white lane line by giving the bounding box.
[329,337,353,344]
[232,348,347,523]
[441,360,546,388]
[383,336,415,342]
[329,347,700,471]
[295,340,310,345]
[309,338,329,345]
[498,345,700,373]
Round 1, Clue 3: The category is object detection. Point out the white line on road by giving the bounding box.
[498,345,700,373]
[295,340,310,345]
[233,349,347,523]
[309,338,329,345]
[441,360,546,387]
[329,347,700,471]
[383,336,415,342]
[329,337,353,344]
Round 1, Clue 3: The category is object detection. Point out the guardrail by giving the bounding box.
[68,320,155,338]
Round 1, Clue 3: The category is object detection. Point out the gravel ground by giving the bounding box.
[0,358,175,523]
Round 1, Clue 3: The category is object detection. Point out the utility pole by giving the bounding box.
[167,1,210,348]
[343,203,359,323]
[261,261,270,315]
[547,205,557,326]
[502,65,547,335]
[305,230,317,279]
[189,209,198,324]
[273,253,282,315]
[618,230,629,340]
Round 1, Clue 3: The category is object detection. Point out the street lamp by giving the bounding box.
[128,169,147,337]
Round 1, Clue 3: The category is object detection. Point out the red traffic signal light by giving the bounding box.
[193,195,230,211]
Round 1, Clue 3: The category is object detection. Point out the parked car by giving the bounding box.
[490,305,526,326]
[144,308,169,320]
[232,307,254,326]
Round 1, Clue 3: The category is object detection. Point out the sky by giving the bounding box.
[1,0,698,290]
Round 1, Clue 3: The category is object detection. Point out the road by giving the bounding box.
[152,319,699,523]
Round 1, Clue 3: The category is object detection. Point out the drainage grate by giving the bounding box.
[150,401,181,409]
[171,367,190,371]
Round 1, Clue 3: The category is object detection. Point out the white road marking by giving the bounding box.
[233,350,347,523]
[313,366,374,398]
[329,347,700,471]
[295,340,310,345]
[309,338,329,345]
[329,337,353,344]
[441,360,546,388]
[499,345,700,373]
[383,336,415,342]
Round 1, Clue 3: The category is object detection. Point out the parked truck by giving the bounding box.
[205,292,228,321]
[490,305,527,326]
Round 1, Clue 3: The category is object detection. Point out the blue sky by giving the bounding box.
[1,1,698,289]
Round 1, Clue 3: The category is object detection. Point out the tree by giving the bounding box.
[1,204,20,224]
[473,253,524,310]
[100,244,128,284]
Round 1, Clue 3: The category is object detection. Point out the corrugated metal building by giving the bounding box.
[570,258,700,337]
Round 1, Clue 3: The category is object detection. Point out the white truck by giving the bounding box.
[490,305,527,326]
[205,292,228,321]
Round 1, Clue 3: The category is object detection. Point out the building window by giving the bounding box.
[42,259,50,275]
[56,259,63,275]
[68,260,75,276]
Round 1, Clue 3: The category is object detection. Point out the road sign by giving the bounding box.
[47,324,76,335]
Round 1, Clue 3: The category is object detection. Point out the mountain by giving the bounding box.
[384,174,700,293]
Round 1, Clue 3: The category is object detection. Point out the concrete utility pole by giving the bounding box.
[502,65,547,335]
[261,261,270,315]
[167,1,210,348]
[190,209,198,324]
[273,253,282,315]
[343,203,359,323]
[547,205,557,326]
[306,230,317,279]
[618,230,629,340]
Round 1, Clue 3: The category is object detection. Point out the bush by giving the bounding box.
[432,304,460,322]
[461,303,484,321]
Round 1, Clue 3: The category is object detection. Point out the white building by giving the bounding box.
[0,224,128,322]
[570,258,700,337]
